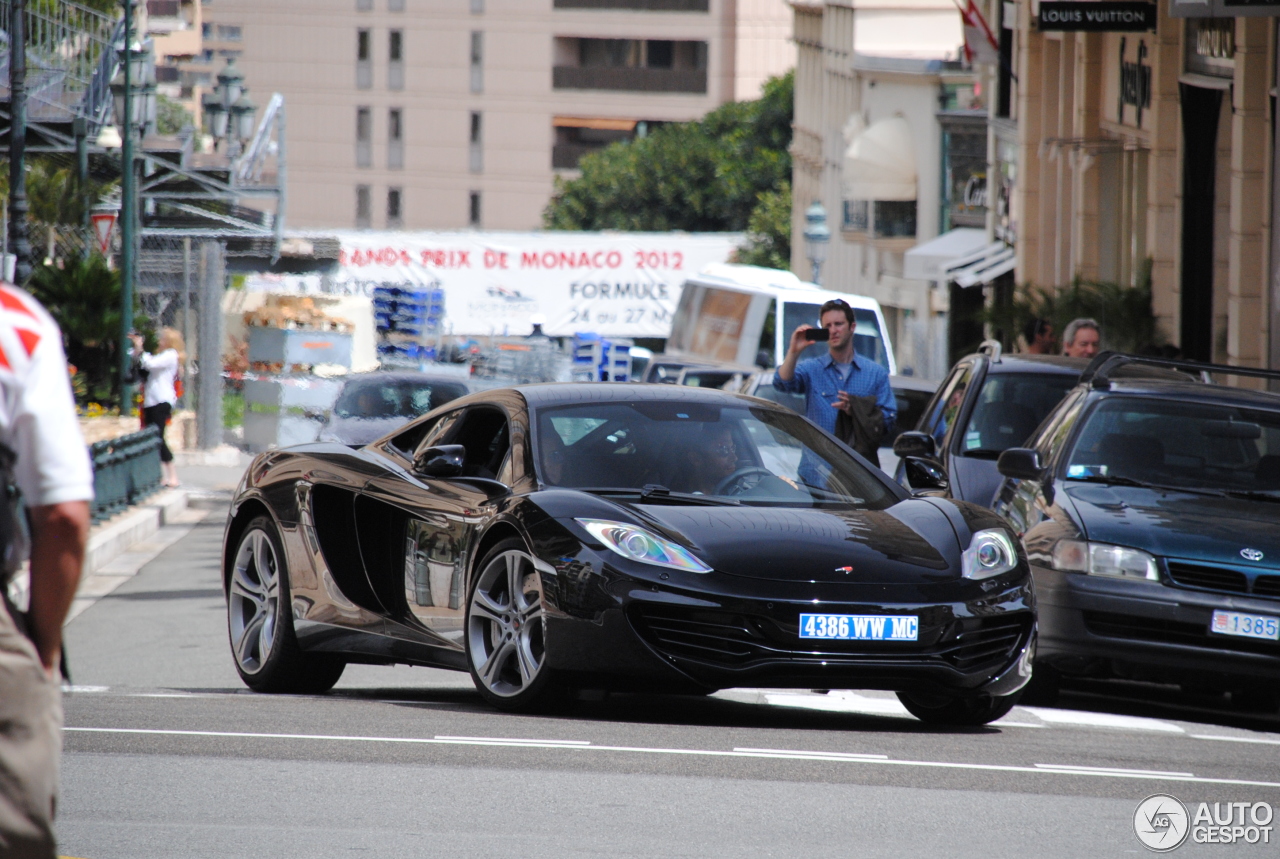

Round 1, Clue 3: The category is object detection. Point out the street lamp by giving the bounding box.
[803,200,831,286]
[203,58,257,156]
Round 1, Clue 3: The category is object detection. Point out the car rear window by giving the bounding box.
[958,372,1078,457]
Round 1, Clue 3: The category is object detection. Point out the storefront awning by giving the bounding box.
[945,242,1016,287]
[903,228,989,281]
[842,116,917,201]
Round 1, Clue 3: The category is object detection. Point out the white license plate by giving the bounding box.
[799,613,918,641]
[1209,610,1280,641]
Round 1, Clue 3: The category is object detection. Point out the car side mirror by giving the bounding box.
[997,448,1045,481]
[414,444,465,478]
[893,431,936,460]
[903,456,948,493]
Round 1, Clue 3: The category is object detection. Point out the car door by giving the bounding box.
[362,405,514,649]
[896,360,977,488]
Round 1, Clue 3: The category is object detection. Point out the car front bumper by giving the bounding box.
[1034,566,1280,682]
[542,553,1036,698]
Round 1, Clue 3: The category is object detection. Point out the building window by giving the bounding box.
[357,29,372,89]
[356,106,372,167]
[842,200,869,232]
[356,185,372,229]
[387,187,403,229]
[872,201,917,238]
[469,191,481,227]
[388,29,404,90]
[389,0,405,9]
[356,0,372,9]
[555,38,708,93]
[553,0,708,7]
[470,0,483,12]
[470,31,483,93]
[216,24,242,41]
[388,108,404,169]
[469,111,483,173]
[552,117,658,169]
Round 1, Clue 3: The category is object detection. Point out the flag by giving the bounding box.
[958,0,1000,66]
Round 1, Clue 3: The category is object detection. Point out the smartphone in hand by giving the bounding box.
[803,328,830,342]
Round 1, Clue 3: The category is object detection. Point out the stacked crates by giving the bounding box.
[571,333,632,382]
[373,285,446,365]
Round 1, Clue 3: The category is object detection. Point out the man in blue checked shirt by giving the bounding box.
[774,298,896,479]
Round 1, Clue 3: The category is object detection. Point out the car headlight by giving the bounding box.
[962,528,1020,580]
[575,519,712,574]
[1051,539,1158,580]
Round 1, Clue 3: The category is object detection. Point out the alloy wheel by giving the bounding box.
[467,549,545,698]
[228,527,281,674]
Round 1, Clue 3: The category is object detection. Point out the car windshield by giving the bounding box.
[333,379,467,420]
[958,372,1078,457]
[1065,397,1280,493]
[535,401,897,509]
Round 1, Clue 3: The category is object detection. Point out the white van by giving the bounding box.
[667,263,896,375]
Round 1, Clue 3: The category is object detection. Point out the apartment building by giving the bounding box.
[195,0,794,232]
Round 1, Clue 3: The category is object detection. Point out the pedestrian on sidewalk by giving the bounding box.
[129,327,185,488]
[0,283,93,859]
[774,298,896,467]
[1062,318,1101,359]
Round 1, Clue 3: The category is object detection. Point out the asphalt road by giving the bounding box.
[58,513,1280,859]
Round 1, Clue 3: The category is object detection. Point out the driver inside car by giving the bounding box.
[685,423,741,494]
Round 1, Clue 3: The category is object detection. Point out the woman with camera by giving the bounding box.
[128,327,185,489]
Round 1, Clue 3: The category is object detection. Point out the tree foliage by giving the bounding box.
[157,93,194,135]
[734,181,791,270]
[543,70,793,251]
[982,259,1165,354]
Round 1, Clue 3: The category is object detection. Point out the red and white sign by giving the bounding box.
[90,210,118,256]
[312,231,743,338]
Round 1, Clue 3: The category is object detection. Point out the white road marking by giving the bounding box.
[434,735,591,746]
[63,727,1280,789]
[733,747,889,760]
[1034,764,1195,778]
[1190,734,1280,746]
[763,690,911,716]
[1020,707,1184,733]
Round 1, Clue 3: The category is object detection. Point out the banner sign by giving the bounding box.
[1038,1,1156,30]
[311,231,743,338]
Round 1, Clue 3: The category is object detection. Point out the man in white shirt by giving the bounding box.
[0,284,93,858]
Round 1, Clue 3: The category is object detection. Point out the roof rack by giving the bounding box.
[1080,351,1280,389]
[977,339,1003,362]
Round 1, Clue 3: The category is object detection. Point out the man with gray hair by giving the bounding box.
[1062,318,1101,359]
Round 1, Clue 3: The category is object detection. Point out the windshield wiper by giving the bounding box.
[1069,475,1230,497]
[1221,489,1280,503]
[584,486,740,507]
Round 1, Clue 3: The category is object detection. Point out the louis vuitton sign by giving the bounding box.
[1038,1,1157,30]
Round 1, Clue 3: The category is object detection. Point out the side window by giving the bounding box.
[392,411,456,458]
[1028,389,1084,454]
[443,407,511,479]
[926,364,974,447]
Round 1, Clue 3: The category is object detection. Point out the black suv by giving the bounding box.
[893,342,1085,506]
[992,353,1280,708]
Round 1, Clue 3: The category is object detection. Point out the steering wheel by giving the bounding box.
[715,466,775,496]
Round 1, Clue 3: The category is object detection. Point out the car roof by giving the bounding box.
[970,353,1088,375]
[342,371,469,386]
[497,381,788,411]
[1094,377,1280,410]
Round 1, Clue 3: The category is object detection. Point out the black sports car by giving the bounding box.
[222,383,1035,724]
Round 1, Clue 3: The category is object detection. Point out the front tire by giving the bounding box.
[896,689,1021,726]
[227,515,346,694]
[466,538,558,712]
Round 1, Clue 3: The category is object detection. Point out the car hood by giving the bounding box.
[1065,483,1280,568]
[622,499,963,584]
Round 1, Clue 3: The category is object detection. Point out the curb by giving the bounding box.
[84,489,191,575]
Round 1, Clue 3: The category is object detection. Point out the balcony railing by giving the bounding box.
[553,66,706,94]
[553,143,600,170]
[554,0,709,8]
[146,0,181,16]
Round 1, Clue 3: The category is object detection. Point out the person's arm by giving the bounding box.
[775,326,813,389]
[25,500,89,676]
[876,372,898,433]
